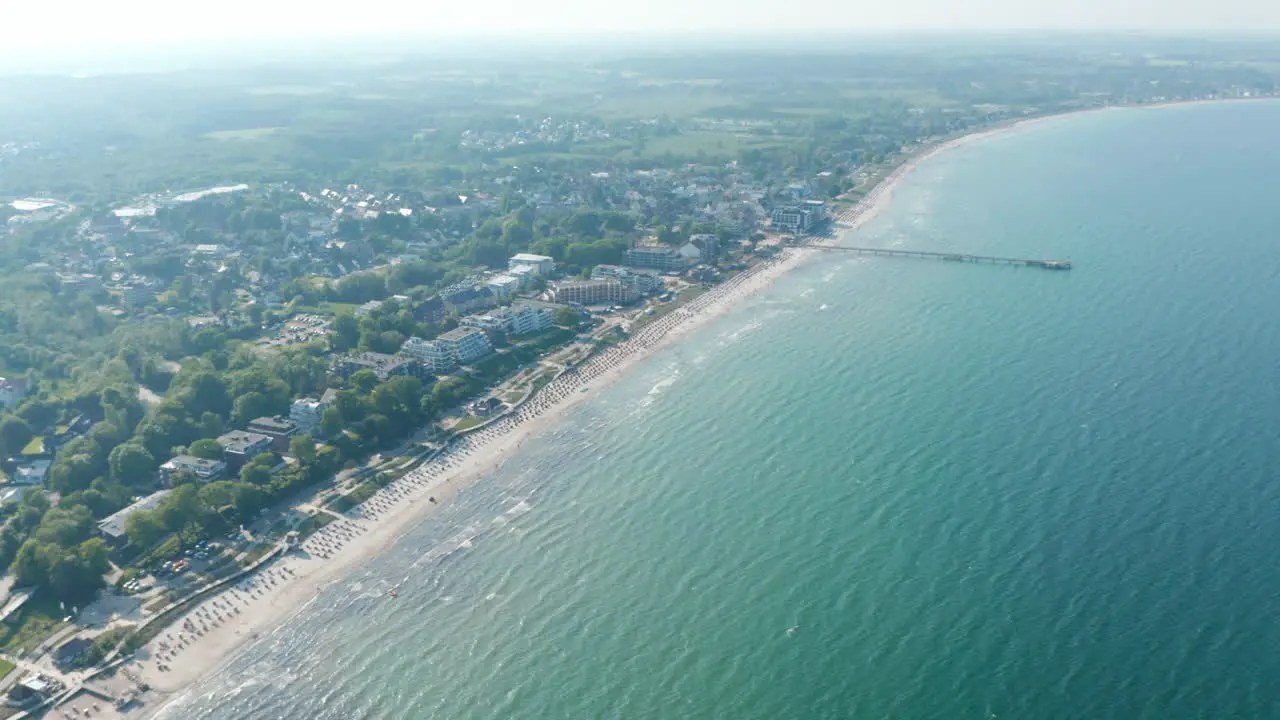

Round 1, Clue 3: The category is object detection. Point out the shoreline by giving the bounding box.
[127,97,1239,717]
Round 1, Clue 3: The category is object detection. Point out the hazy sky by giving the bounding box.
[4,0,1279,56]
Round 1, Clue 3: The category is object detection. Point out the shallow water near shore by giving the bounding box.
[160,100,1280,719]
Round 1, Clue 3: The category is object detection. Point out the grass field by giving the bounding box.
[0,600,70,655]
[321,301,361,316]
[205,127,283,141]
[451,416,487,432]
[0,658,14,681]
[20,436,45,456]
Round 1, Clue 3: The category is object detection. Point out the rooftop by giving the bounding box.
[510,253,554,263]
[98,489,173,539]
[337,352,425,379]
[217,430,272,454]
[439,326,486,342]
[164,455,224,471]
[627,245,679,255]
[248,416,298,433]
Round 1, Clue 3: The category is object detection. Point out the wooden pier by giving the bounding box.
[810,244,1071,270]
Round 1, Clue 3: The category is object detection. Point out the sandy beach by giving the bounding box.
[124,108,1077,718]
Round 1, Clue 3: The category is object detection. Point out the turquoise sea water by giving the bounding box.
[164,101,1280,720]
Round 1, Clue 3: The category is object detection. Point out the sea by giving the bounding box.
[161,100,1280,720]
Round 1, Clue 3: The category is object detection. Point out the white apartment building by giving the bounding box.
[508,264,539,289]
[508,303,553,335]
[508,253,555,276]
[289,397,330,433]
[400,336,458,373]
[592,264,663,293]
[486,274,520,298]
[549,279,640,305]
[436,326,493,365]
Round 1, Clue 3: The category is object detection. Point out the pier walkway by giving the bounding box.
[809,244,1071,270]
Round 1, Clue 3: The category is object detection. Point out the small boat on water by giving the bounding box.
[388,590,398,598]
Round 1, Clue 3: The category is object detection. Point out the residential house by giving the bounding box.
[159,455,226,484]
[247,416,300,452]
[56,272,103,296]
[117,281,156,308]
[467,397,504,417]
[682,234,720,264]
[13,460,51,485]
[216,430,273,469]
[0,377,29,409]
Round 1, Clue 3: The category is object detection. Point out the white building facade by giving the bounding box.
[592,265,663,293]
[289,397,330,433]
[508,303,554,335]
[486,274,520,298]
[436,327,493,365]
[400,336,458,373]
[508,253,555,276]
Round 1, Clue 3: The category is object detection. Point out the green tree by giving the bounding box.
[188,438,224,460]
[371,376,424,426]
[126,507,166,545]
[332,313,360,352]
[10,540,48,587]
[157,484,204,531]
[0,415,33,457]
[349,370,380,395]
[240,464,271,486]
[198,481,237,511]
[100,386,145,434]
[109,443,157,483]
[554,307,581,327]
[289,434,317,464]
[432,376,472,409]
[181,371,233,418]
[231,391,270,426]
[320,407,343,437]
[199,411,224,438]
[362,414,392,446]
[231,483,267,517]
